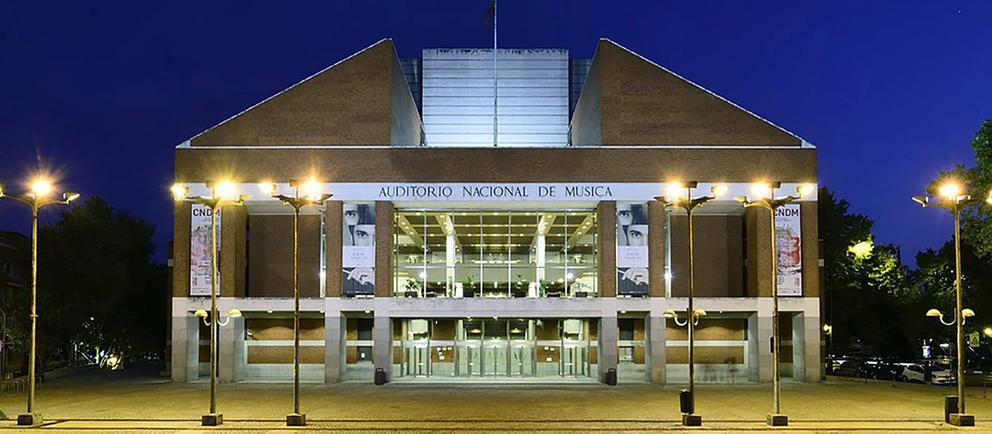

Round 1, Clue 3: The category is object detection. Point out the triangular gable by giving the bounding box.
[575,39,807,147]
[189,39,420,146]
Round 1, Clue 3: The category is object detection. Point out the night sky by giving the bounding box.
[1,1,990,264]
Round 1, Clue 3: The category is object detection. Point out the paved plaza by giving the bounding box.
[1,368,991,432]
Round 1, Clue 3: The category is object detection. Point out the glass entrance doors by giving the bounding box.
[398,318,592,381]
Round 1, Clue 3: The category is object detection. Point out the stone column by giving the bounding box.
[597,202,617,298]
[648,201,667,297]
[597,315,618,383]
[325,201,343,297]
[746,313,760,382]
[798,310,822,382]
[171,315,200,383]
[374,201,394,298]
[791,313,804,381]
[755,304,774,383]
[324,315,346,383]
[646,314,667,384]
[373,311,393,383]
[219,316,245,383]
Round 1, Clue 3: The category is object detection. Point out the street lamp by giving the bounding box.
[259,178,332,427]
[0,177,79,425]
[172,181,247,427]
[654,181,725,426]
[735,182,812,427]
[914,180,984,427]
[0,178,79,426]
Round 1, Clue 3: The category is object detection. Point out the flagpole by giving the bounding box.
[492,0,498,147]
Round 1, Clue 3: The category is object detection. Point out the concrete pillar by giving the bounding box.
[755,305,774,382]
[325,201,343,297]
[171,315,199,383]
[324,315,346,383]
[219,316,245,383]
[597,202,617,298]
[747,313,760,382]
[799,310,822,382]
[374,201,394,298]
[646,314,667,384]
[647,201,667,297]
[792,313,805,382]
[597,315,618,383]
[373,313,393,383]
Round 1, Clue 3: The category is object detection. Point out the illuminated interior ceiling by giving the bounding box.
[394,210,596,257]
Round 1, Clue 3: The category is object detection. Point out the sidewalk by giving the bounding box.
[1,370,989,432]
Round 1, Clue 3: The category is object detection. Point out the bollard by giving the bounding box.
[374,368,387,386]
[944,395,958,423]
[605,368,617,386]
[679,389,694,414]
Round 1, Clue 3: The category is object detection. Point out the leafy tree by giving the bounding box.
[35,196,166,368]
[819,188,913,356]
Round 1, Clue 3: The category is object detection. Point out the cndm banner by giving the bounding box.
[775,204,802,296]
[190,204,220,296]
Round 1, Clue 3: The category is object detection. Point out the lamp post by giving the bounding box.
[0,179,79,426]
[913,181,985,427]
[259,179,331,427]
[172,181,247,427]
[655,182,725,426]
[735,182,812,427]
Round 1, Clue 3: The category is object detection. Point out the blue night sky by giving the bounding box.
[1,1,990,264]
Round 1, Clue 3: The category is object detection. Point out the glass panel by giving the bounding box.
[393,209,597,299]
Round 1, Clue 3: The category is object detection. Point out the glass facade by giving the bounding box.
[393,210,598,298]
[397,318,595,379]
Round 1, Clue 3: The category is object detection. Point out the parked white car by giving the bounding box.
[902,364,955,384]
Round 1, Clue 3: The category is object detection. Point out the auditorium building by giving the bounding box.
[169,38,821,385]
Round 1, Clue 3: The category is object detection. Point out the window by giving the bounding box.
[393,210,598,298]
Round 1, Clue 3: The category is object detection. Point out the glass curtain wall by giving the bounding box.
[393,210,598,298]
[398,318,592,380]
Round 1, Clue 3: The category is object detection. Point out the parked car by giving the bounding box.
[902,364,955,385]
[835,360,867,378]
[863,358,902,380]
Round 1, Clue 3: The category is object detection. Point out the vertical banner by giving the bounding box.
[775,204,803,296]
[342,203,376,296]
[616,203,649,296]
[190,204,220,297]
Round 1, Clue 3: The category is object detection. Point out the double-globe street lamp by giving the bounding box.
[655,181,727,426]
[0,179,79,426]
[735,182,814,427]
[912,181,988,427]
[172,181,247,427]
[258,178,331,427]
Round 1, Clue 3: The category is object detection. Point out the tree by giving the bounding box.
[35,196,166,368]
[819,188,913,356]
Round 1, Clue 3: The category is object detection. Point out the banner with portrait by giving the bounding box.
[775,204,802,296]
[342,203,375,296]
[616,202,649,296]
[190,204,220,297]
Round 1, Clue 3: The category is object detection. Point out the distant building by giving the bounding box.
[170,39,821,385]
